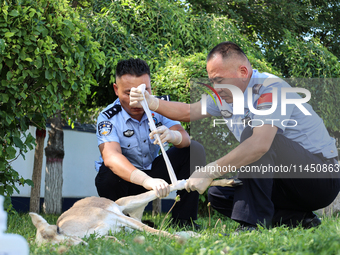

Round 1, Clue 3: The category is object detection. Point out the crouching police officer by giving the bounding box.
[95,58,205,230]
[129,42,340,231]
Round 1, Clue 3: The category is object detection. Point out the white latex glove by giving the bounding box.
[130,87,159,111]
[130,169,170,198]
[149,125,182,145]
[185,161,222,194]
[142,178,170,198]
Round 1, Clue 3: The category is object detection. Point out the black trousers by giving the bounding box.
[208,126,340,227]
[95,140,206,220]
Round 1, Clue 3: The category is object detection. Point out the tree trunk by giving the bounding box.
[71,0,78,8]
[152,198,161,216]
[29,128,46,213]
[43,112,64,214]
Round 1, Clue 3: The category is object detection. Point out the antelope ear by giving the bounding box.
[29,212,49,229]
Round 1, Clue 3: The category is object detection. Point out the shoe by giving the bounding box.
[301,213,321,229]
[217,224,257,237]
[171,218,201,231]
[234,224,257,233]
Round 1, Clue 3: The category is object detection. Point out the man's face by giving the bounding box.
[114,74,152,121]
[206,54,248,103]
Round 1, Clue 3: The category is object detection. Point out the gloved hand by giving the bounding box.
[130,87,159,111]
[130,169,170,197]
[184,161,222,194]
[142,178,170,198]
[149,125,182,145]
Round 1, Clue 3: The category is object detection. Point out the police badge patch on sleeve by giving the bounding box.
[98,121,113,136]
[257,93,273,110]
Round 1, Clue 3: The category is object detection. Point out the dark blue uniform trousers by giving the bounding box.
[95,140,206,220]
[208,126,340,227]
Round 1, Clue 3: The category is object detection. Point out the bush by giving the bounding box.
[0,0,104,209]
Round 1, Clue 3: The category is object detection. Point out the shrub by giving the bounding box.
[0,0,104,209]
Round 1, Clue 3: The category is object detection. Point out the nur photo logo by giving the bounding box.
[200,84,312,117]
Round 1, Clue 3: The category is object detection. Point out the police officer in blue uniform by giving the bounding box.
[95,58,205,229]
[130,42,340,230]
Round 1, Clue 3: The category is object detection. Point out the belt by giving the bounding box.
[314,153,339,164]
[325,157,339,164]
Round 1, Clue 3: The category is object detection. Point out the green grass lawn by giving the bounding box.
[5,211,340,254]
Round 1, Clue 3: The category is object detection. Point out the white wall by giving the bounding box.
[10,126,176,199]
[10,126,100,198]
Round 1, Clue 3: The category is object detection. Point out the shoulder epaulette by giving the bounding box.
[103,105,122,119]
[252,84,263,94]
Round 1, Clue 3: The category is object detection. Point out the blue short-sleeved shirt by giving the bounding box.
[206,70,338,159]
[95,99,180,171]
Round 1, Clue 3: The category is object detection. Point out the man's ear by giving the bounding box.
[113,83,118,96]
[239,65,249,81]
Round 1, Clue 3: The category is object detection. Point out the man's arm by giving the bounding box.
[185,125,278,194]
[148,123,191,149]
[216,125,278,170]
[99,141,136,181]
[99,141,170,197]
[168,124,191,148]
[129,88,211,122]
[156,100,210,122]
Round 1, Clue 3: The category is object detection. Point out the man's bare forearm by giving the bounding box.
[99,143,138,182]
[104,152,138,182]
[155,100,191,122]
[216,125,278,173]
[155,100,207,122]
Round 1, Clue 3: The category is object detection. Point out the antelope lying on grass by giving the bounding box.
[30,179,240,245]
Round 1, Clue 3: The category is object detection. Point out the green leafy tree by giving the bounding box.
[183,0,340,148]
[265,30,340,138]
[185,0,340,59]
[81,0,279,108]
[83,0,227,108]
[308,1,340,59]
[186,0,313,44]
[0,0,104,209]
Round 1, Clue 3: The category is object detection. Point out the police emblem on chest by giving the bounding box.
[98,121,113,136]
[123,129,134,137]
[152,113,158,124]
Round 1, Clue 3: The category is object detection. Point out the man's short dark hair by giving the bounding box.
[207,41,248,62]
[116,58,150,79]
